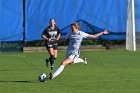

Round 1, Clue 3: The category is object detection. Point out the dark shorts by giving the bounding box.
[46,44,57,50]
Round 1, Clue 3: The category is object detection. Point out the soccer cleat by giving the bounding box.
[45,59,49,67]
[49,72,53,80]
[83,58,87,65]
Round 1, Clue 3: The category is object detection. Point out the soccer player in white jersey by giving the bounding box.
[49,22,109,80]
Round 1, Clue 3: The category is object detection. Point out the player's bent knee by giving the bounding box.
[61,61,68,66]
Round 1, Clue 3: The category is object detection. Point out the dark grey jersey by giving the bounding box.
[42,26,60,40]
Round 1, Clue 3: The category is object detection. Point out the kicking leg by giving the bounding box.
[49,58,73,80]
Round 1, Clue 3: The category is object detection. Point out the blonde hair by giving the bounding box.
[71,22,80,30]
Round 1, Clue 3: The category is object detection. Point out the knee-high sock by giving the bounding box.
[49,55,54,65]
[52,65,65,79]
[73,58,84,64]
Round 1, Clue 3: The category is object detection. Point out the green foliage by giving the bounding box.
[25,40,125,47]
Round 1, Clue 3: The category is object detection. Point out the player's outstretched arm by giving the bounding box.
[49,37,67,44]
[52,33,69,43]
[87,30,109,39]
[57,38,67,42]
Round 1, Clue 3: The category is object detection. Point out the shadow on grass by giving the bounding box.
[0,80,38,83]
[0,70,13,71]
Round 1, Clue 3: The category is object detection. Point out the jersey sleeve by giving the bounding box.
[42,29,46,35]
[41,27,51,38]
[56,26,60,35]
[80,31,89,38]
[42,27,49,35]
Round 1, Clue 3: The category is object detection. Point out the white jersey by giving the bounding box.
[64,31,89,56]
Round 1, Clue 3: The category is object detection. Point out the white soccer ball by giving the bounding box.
[38,73,47,82]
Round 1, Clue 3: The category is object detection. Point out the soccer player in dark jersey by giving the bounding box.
[41,19,61,70]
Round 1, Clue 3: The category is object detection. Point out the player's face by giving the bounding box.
[50,19,56,26]
[71,25,78,33]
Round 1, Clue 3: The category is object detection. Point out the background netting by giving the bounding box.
[1,0,140,51]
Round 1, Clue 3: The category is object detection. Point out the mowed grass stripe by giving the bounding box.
[0,50,140,93]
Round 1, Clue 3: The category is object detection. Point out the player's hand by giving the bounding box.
[53,40,57,43]
[48,38,51,41]
[103,30,109,34]
[49,40,57,44]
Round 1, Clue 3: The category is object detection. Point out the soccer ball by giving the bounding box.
[38,73,47,82]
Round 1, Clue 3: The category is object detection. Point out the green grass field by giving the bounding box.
[0,50,140,93]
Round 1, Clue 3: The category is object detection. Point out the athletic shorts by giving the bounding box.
[66,52,80,62]
[46,44,57,50]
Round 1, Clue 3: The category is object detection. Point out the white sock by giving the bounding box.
[52,65,65,79]
[73,58,84,64]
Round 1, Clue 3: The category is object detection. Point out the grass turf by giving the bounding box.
[0,50,140,93]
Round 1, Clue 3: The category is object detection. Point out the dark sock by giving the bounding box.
[49,55,54,66]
